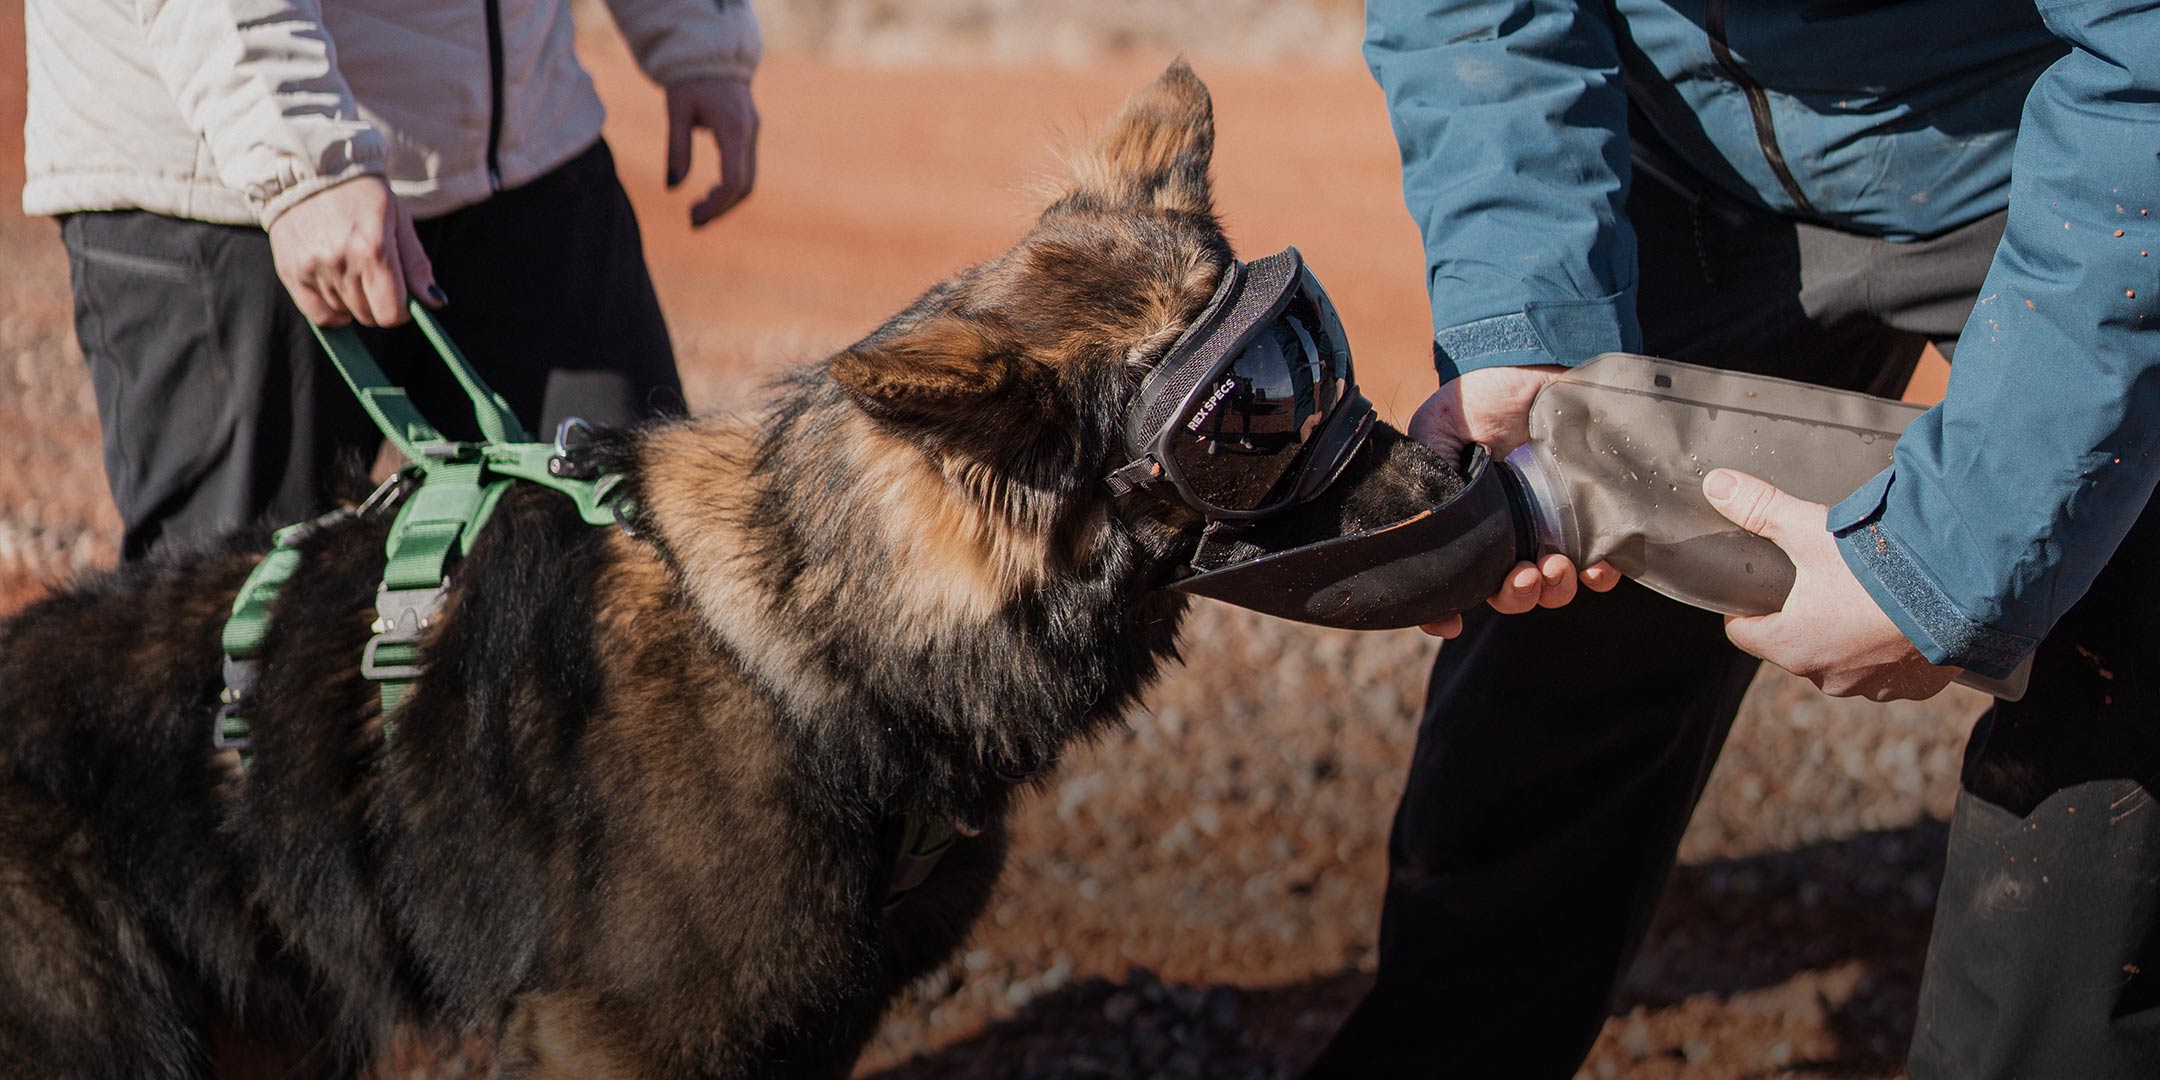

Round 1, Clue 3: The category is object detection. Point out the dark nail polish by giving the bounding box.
[666,168,684,187]
[426,284,448,306]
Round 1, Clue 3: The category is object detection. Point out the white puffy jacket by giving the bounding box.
[22,0,761,226]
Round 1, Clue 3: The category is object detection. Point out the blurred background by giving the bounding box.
[1,3,1975,1076]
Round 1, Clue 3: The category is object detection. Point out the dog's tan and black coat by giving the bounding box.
[0,64,1240,1079]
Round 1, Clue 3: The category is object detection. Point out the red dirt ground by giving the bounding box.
[0,9,1980,1078]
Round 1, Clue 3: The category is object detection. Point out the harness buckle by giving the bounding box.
[359,638,427,682]
[549,417,600,479]
[213,656,257,753]
[419,442,468,461]
[211,703,253,752]
[361,582,447,682]
[356,469,418,518]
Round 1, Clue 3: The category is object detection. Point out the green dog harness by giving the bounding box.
[211,303,969,908]
[215,301,629,755]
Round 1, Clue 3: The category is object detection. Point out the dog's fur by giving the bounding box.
[0,63,1242,1078]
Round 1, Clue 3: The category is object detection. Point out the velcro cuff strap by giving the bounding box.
[1433,312,1544,368]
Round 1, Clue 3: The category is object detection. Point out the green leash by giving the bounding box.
[215,301,630,760]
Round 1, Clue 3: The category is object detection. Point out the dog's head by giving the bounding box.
[827,60,1231,523]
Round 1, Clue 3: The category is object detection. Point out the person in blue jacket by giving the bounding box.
[1308,2,2159,1077]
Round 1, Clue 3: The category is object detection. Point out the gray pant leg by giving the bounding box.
[62,212,374,560]
[1908,493,2160,1079]
[1794,207,2007,362]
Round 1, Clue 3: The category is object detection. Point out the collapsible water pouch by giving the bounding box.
[1508,353,2027,699]
[1509,354,1913,613]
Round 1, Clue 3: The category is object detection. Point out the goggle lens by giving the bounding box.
[1166,290,1350,512]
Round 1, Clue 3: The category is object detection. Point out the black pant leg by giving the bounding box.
[1308,582,1762,1077]
[62,212,376,559]
[410,139,684,439]
[1305,147,1794,1080]
[1907,493,2160,1078]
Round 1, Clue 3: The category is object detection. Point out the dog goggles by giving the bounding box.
[1107,247,1375,519]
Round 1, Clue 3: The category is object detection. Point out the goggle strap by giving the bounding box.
[1104,456,1164,497]
[1199,519,1250,543]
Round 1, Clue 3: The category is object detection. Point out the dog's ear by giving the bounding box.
[830,313,1021,417]
[1062,59,1214,216]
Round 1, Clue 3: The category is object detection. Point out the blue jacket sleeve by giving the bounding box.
[1828,0,2160,679]
[1365,0,1639,383]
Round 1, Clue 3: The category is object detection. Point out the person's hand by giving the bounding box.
[1704,468,1958,701]
[666,77,760,227]
[1408,365,1620,638]
[266,175,441,328]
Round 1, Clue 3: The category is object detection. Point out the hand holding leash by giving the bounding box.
[267,176,445,328]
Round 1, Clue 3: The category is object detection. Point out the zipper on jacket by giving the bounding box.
[1705,0,1818,218]
[483,0,506,190]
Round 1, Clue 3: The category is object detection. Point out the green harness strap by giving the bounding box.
[211,304,961,907]
[217,301,626,756]
[315,301,527,459]
[215,504,360,755]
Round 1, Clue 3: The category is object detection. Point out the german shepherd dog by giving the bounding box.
[0,62,1271,1078]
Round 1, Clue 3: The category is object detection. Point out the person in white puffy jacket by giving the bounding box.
[22,0,763,558]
